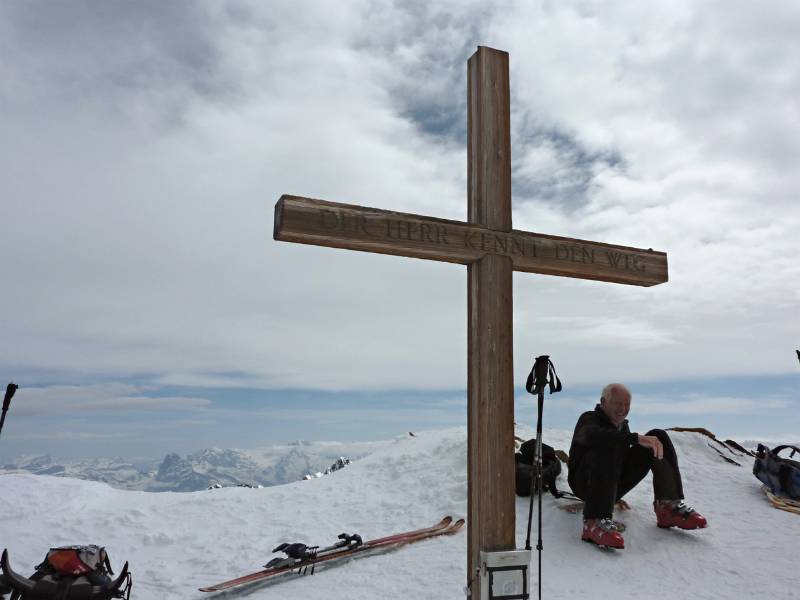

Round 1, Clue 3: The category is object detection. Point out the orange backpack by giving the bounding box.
[40,546,112,577]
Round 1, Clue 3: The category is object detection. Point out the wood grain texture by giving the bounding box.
[467,46,515,600]
[467,253,516,598]
[468,46,512,231]
[274,195,668,286]
[274,195,482,265]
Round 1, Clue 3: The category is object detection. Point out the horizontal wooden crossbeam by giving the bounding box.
[274,194,668,286]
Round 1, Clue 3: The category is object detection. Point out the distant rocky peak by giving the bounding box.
[188,447,251,468]
[156,453,193,479]
[21,455,54,469]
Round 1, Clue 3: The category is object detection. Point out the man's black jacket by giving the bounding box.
[568,404,639,478]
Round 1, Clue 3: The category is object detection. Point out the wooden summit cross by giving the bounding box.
[273,46,667,598]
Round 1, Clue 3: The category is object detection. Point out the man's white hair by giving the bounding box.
[601,383,630,401]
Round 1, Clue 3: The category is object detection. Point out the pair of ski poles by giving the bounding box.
[0,382,19,440]
[524,355,561,600]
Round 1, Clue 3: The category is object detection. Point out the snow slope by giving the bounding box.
[1,428,797,599]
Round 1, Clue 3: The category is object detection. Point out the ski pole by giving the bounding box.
[524,356,561,600]
[0,382,19,440]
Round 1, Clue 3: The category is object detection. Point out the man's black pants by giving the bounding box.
[568,429,684,519]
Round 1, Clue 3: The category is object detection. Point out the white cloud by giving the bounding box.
[250,405,464,427]
[0,0,797,395]
[16,431,135,441]
[634,393,789,416]
[12,384,211,416]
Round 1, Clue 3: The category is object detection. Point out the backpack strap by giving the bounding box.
[547,476,564,498]
[772,445,800,459]
[541,457,581,500]
[104,554,114,576]
[541,460,563,498]
[549,483,580,501]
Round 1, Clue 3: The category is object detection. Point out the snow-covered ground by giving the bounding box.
[1,427,796,599]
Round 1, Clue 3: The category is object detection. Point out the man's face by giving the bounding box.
[601,389,631,427]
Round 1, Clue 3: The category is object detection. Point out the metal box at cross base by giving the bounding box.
[479,549,531,600]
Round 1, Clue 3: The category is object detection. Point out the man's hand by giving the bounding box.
[637,434,664,460]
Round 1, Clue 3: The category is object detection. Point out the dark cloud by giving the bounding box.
[0,1,241,128]
[353,2,488,144]
[512,121,625,210]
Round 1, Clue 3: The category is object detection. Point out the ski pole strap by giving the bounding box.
[525,356,561,396]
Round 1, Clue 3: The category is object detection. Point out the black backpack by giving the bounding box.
[754,444,800,500]
[515,438,563,497]
[1,546,131,600]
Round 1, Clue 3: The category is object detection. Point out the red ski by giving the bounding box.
[199,516,463,593]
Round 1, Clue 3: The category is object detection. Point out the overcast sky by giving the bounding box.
[1,1,798,459]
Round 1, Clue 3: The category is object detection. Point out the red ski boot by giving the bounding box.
[654,500,708,530]
[581,518,625,549]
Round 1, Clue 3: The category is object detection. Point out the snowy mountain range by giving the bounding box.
[0,440,388,492]
[1,426,796,600]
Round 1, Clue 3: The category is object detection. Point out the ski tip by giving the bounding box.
[447,518,466,532]
[199,585,228,593]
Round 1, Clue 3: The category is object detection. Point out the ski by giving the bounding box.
[762,485,800,515]
[199,516,462,593]
[555,498,631,515]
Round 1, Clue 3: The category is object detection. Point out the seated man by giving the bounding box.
[568,383,707,548]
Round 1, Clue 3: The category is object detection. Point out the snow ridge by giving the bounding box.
[0,427,796,600]
[1,440,388,492]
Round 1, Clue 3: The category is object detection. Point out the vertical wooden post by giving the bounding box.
[466,46,516,599]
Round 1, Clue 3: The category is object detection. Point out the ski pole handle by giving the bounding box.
[526,356,561,396]
[2,383,17,411]
[533,355,550,385]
